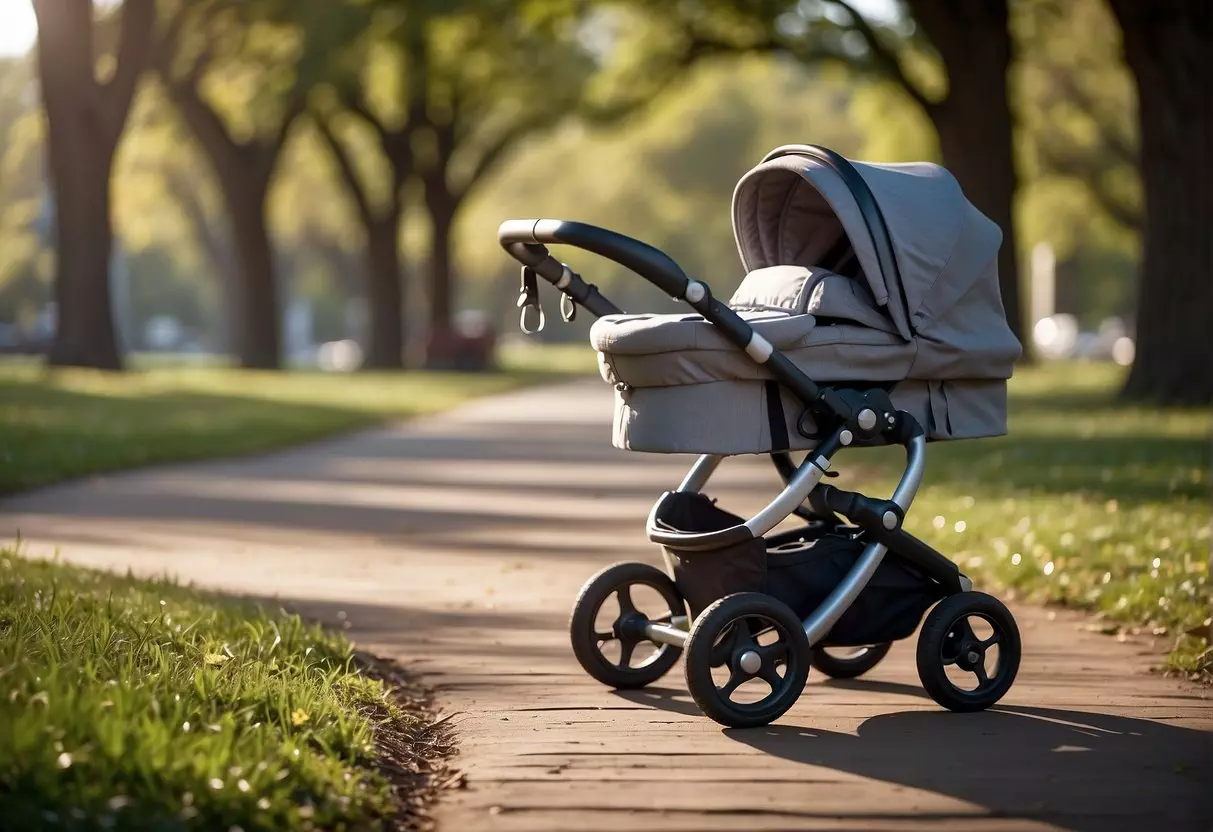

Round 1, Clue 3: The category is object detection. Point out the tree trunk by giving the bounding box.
[426,189,458,334]
[33,0,156,370]
[362,215,405,370]
[1109,0,1213,405]
[44,131,123,370]
[220,180,281,369]
[909,0,1025,347]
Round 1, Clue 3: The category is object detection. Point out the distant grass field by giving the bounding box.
[0,552,443,830]
[843,363,1211,678]
[0,344,593,495]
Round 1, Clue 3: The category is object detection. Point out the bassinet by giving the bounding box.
[590,148,1022,455]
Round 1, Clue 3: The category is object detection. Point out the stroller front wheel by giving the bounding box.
[569,561,685,689]
[916,591,1021,712]
[684,593,811,729]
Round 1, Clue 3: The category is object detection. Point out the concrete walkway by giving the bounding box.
[2,380,1210,832]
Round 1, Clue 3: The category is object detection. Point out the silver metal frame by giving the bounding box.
[642,434,929,651]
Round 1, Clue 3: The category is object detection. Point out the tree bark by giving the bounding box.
[43,122,122,369]
[363,215,405,369]
[1108,0,1213,405]
[33,0,156,370]
[162,78,289,369]
[425,185,459,334]
[907,0,1025,345]
[220,178,281,369]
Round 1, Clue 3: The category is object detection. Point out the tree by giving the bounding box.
[412,1,598,361]
[307,4,423,369]
[642,0,1027,344]
[1105,0,1212,405]
[154,2,355,369]
[32,0,156,369]
[153,4,302,369]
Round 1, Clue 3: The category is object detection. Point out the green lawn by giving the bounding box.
[842,363,1211,678]
[0,551,444,830]
[0,347,587,495]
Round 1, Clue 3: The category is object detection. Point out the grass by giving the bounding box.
[0,345,590,495]
[0,550,444,830]
[840,363,1212,679]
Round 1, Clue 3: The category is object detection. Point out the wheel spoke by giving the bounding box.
[980,632,1001,649]
[758,640,788,664]
[595,631,614,643]
[730,618,758,654]
[618,637,636,669]
[720,666,747,697]
[757,662,784,690]
[615,586,636,617]
[973,661,989,686]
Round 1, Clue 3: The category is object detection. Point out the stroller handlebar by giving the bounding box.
[499,218,828,410]
[498,219,690,299]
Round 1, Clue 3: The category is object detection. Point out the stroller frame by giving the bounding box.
[499,145,1018,728]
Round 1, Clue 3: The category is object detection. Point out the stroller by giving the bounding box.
[498,145,1023,728]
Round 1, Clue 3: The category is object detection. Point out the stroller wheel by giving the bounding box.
[916,591,1021,712]
[811,643,892,679]
[569,561,685,689]
[684,593,811,729]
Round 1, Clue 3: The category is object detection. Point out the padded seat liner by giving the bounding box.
[598,322,915,388]
[590,309,818,356]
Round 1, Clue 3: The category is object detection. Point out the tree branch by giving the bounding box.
[161,164,230,274]
[100,0,156,136]
[455,113,554,200]
[1049,70,1137,167]
[312,111,374,228]
[334,88,413,195]
[1038,142,1140,230]
[823,0,937,114]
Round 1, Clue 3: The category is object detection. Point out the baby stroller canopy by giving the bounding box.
[582,144,1022,454]
[732,146,1018,380]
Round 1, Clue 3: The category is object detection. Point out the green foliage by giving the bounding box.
[0,552,408,829]
[846,363,1210,675]
[1012,0,1140,320]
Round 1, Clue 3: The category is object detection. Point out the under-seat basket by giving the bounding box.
[654,492,767,618]
[764,531,946,646]
[655,492,945,643]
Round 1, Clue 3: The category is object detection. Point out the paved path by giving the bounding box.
[2,381,1210,832]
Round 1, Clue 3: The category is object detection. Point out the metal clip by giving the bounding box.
[517,266,544,335]
[560,292,576,323]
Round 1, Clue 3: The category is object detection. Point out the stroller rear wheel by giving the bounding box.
[811,643,892,679]
[916,591,1021,712]
[684,593,811,729]
[570,561,685,689]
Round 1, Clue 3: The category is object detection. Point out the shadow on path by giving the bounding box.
[617,683,1212,832]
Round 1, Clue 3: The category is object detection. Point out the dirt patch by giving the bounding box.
[357,652,461,831]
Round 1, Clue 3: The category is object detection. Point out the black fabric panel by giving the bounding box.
[657,492,768,618]
[764,534,946,645]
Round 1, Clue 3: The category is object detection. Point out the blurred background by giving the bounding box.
[0,0,1208,402]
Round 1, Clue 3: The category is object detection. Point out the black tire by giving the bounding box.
[569,561,684,689]
[811,643,892,679]
[916,591,1021,712]
[684,592,811,729]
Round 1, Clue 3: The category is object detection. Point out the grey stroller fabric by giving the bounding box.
[591,152,1022,455]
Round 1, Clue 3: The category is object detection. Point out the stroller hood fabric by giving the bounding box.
[731,151,1021,379]
[590,146,1022,455]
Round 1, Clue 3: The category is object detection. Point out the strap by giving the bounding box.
[764,380,790,451]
